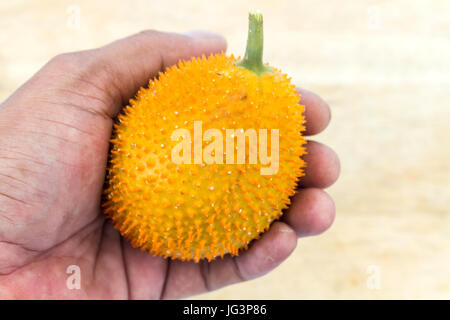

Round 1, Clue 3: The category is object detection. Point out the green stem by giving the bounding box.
[236,11,272,75]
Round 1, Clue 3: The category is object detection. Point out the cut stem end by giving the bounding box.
[236,11,272,75]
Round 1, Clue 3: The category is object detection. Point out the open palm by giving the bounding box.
[0,30,339,299]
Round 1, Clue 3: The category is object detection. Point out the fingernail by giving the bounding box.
[279,226,294,233]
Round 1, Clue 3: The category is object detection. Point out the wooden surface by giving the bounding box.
[0,0,449,299]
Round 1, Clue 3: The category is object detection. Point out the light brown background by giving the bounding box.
[0,0,449,299]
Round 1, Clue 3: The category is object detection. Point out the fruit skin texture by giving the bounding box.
[103,53,306,262]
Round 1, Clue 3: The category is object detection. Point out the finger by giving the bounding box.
[299,140,340,188]
[233,222,297,279]
[161,222,297,299]
[282,188,335,237]
[160,259,209,299]
[121,240,168,300]
[204,222,297,293]
[97,30,227,115]
[297,87,331,136]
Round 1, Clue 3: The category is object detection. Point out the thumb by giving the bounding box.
[79,30,227,117]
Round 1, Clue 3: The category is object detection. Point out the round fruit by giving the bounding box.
[103,12,306,262]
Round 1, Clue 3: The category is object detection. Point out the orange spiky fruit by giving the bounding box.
[103,12,306,262]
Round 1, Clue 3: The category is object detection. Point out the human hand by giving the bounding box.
[0,30,339,299]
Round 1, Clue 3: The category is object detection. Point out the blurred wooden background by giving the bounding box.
[0,0,449,299]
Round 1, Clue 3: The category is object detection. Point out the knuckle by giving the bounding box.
[46,51,101,85]
[47,52,86,73]
[138,29,162,37]
[136,29,165,42]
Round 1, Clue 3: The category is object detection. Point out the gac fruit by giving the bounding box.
[103,12,306,262]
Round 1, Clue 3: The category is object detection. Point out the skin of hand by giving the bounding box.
[0,30,339,299]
